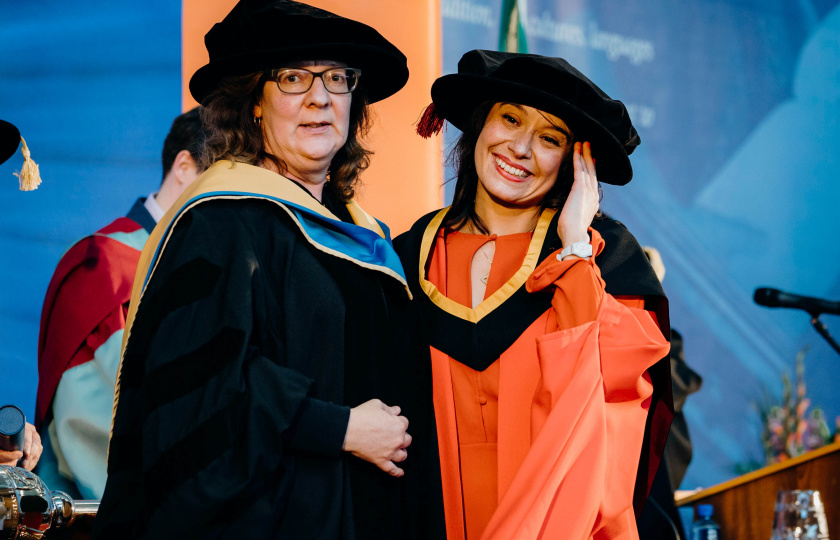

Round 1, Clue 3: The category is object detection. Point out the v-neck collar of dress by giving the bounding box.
[418,207,557,323]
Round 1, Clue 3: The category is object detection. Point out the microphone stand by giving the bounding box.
[810,314,840,356]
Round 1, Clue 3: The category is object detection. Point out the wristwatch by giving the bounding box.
[558,240,593,260]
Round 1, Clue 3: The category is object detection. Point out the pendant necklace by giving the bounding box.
[479,242,494,285]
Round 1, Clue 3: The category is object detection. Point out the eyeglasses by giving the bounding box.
[270,67,361,95]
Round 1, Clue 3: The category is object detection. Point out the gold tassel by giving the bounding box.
[14,136,41,191]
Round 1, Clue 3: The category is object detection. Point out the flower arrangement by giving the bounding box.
[758,346,839,465]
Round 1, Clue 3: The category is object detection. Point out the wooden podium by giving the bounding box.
[676,442,840,539]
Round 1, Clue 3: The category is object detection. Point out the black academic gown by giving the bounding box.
[92,169,440,540]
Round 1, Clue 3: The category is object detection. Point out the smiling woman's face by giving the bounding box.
[474,102,572,211]
[254,60,351,185]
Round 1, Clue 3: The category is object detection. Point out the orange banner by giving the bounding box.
[182,0,443,234]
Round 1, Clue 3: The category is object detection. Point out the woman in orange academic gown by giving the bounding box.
[394,50,673,540]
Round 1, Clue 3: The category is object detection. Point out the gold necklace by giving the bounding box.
[478,242,494,285]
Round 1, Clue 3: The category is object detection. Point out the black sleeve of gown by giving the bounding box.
[93,200,349,540]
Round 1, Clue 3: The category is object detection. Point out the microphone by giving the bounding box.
[754,287,840,316]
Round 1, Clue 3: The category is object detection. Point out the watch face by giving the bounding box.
[573,243,593,257]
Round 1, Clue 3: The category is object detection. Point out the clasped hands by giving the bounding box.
[343,399,411,477]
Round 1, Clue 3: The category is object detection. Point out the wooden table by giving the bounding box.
[676,442,840,539]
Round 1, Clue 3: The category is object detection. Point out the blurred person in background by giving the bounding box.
[637,246,703,540]
[34,108,206,498]
[0,118,43,471]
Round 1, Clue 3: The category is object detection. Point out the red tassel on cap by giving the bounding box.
[416,102,445,139]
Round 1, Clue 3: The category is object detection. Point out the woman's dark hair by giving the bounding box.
[199,71,372,202]
[442,101,580,234]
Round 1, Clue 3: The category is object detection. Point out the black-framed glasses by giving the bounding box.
[270,67,361,95]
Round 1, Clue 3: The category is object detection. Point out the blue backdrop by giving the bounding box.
[2,0,839,495]
[0,1,181,420]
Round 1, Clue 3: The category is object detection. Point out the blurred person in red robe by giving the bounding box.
[1,119,42,471]
[34,108,206,498]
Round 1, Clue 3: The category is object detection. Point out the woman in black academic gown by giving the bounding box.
[93,2,441,539]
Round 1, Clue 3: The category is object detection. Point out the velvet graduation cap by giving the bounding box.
[417,50,640,186]
[0,120,19,165]
[1,119,41,191]
[189,0,409,105]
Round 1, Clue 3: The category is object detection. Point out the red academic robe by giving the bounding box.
[36,215,148,429]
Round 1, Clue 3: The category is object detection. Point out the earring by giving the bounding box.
[253,116,262,126]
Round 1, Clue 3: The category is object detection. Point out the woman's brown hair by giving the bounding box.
[199,71,372,202]
[442,101,581,234]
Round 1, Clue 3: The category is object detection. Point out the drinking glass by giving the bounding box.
[770,490,830,540]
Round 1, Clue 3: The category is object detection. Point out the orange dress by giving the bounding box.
[427,226,668,540]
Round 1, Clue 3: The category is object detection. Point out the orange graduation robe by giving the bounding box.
[422,211,670,540]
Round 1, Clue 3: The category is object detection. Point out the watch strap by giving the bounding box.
[558,240,593,260]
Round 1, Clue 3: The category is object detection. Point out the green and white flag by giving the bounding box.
[499,0,528,52]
